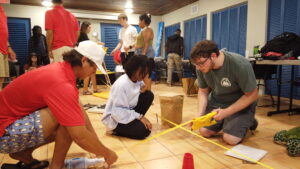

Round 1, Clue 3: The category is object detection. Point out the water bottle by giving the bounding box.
[64,157,106,169]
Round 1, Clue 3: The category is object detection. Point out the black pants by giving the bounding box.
[113,91,154,140]
[120,52,135,66]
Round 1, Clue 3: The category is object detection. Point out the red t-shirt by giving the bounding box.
[0,6,8,55]
[45,5,79,50]
[0,62,85,137]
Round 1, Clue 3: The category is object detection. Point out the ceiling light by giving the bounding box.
[41,0,53,7]
[125,8,133,14]
[125,1,133,8]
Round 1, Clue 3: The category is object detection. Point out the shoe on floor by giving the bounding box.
[1,160,49,169]
[250,118,258,131]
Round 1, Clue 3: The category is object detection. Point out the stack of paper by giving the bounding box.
[224,144,267,163]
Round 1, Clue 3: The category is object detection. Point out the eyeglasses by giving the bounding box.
[192,57,210,67]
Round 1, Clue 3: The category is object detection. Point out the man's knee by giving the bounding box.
[199,128,216,137]
[223,133,242,145]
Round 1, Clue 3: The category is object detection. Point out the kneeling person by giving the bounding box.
[0,41,117,169]
[190,40,258,145]
[102,55,154,140]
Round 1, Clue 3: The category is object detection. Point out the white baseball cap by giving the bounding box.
[75,40,107,74]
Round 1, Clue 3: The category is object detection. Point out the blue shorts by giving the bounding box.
[0,111,45,154]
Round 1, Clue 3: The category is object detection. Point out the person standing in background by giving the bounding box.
[0,4,16,91]
[45,0,79,62]
[133,13,155,92]
[165,29,184,86]
[111,14,137,66]
[28,25,49,65]
[78,21,100,95]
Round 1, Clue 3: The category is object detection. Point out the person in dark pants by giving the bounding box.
[102,55,154,140]
[28,25,49,65]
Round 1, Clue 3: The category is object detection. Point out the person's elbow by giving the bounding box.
[245,88,259,101]
[253,88,259,100]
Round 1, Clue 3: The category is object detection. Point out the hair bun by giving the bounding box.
[147,13,151,19]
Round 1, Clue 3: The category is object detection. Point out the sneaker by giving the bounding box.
[250,119,258,131]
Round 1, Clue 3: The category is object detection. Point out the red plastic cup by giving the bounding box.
[182,153,194,169]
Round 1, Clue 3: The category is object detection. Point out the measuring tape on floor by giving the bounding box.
[114,114,274,169]
[116,119,193,155]
[159,115,274,169]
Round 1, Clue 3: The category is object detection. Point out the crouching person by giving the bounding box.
[102,55,154,140]
[0,41,118,169]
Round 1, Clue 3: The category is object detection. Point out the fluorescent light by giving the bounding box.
[125,8,133,14]
[125,1,133,8]
[41,0,53,7]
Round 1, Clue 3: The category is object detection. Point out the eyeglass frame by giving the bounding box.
[191,56,211,67]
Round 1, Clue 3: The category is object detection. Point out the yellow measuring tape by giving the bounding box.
[159,115,274,169]
[115,113,274,169]
[116,119,193,155]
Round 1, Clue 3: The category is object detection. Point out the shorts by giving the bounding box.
[204,102,256,138]
[0,52,9,77]
[0,111,45,154]
[52,46,73,62]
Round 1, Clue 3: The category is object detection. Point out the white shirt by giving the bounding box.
[102,74,144,131]
[119,25,137,52]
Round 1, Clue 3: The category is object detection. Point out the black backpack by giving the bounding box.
[260,32,300,57]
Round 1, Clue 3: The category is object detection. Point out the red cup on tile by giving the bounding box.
[182,153,194,169]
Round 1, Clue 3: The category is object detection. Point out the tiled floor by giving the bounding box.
[1,83,299,169]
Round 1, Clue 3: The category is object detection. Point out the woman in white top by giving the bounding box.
[102,55,154,140]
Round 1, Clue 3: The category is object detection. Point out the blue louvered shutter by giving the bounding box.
[132,25,141,33]
[212,3,247,56]
[164,23,180,59]
[183,15,207,59]
[266,0,300,99]
[7,18,31,74]
[100,23,121,71]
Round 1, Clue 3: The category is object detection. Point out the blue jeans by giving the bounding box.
[135,46,155,58]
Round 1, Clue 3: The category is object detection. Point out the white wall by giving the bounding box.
[2,4,162,48]
[162,0,269,56]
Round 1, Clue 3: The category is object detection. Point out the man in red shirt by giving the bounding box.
[0,41,117,169]
[45,0,79,62]
[0,4,16,91]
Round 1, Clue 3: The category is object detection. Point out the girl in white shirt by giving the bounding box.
[102,55,154,140]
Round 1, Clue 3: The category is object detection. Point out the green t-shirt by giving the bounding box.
[196,51,257,107]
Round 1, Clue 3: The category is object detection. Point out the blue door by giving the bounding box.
[164,23,180,59]
[7,17,31,74]
[184,16,207,60]
[212,3,247,56]
[100,23,141,71]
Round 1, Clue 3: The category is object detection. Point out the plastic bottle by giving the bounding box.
[64,157,106,169]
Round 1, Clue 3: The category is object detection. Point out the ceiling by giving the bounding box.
[10,0,198,15]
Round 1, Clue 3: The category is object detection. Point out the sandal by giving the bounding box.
[93,90,101,93]
[1,159,49,169]
[82,90,93,95]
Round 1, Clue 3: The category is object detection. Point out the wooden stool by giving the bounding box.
[159,93,184,127]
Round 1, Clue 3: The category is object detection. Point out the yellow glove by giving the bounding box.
[191,111,217,131]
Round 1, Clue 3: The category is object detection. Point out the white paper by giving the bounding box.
[224,144,267,163]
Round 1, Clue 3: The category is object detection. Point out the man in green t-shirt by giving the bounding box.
[190,40,258,145]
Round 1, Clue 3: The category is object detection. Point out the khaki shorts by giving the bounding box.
[0,53,9,77]
[52,46,73,62]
